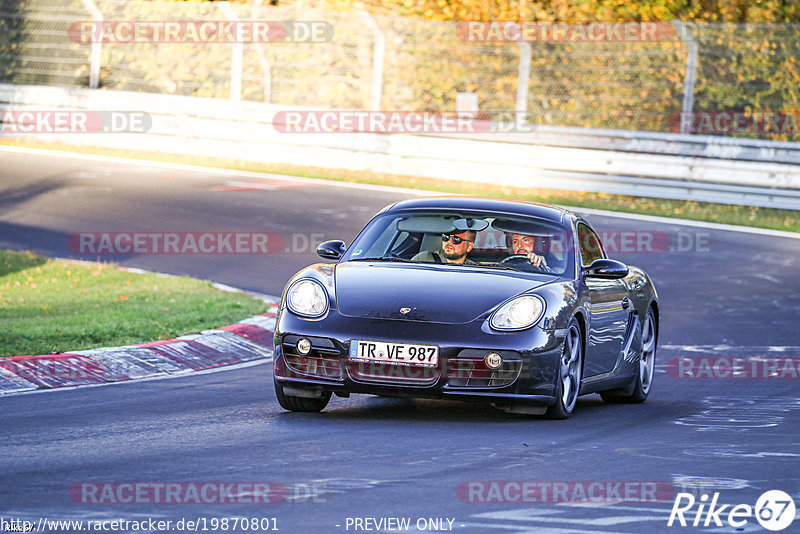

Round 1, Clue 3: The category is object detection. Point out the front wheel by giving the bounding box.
[545,318,583,419]
[601,307,657,404]
[274,381,331,412]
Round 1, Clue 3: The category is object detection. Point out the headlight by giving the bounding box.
[490,295,545,331]
[286,279,329,318]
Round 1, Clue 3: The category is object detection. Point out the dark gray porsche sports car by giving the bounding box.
[273,197,659,419]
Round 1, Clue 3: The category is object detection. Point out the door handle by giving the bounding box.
[621,297,630,310]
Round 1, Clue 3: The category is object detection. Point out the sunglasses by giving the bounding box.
[442,234,473,245]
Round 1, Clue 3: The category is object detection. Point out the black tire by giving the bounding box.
[545,318,583,419]
[601,307,657,404]
[274,381,331,412]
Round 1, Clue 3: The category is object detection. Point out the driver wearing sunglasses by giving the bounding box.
[412,230,477,264]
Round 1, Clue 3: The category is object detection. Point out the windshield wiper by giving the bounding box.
[472,263,519,271]
[348,257,416,263]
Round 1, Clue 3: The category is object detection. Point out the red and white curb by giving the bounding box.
[0,265,281,396]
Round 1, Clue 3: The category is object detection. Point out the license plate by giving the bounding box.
[349,340,438,367]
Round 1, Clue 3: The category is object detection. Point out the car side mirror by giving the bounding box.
[316,240,347,260]
[584,258,629,279]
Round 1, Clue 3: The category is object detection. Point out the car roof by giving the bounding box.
[384,196,572,225]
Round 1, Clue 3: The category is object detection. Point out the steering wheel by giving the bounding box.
[499,254,550,272]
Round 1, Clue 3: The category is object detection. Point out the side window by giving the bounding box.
[577,223,604,266]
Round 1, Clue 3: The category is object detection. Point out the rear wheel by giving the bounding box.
[545,318,583,419]
[601,307,657,404]
[274,381,331,412]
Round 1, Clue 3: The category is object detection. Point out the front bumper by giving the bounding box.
[273,309,566,407]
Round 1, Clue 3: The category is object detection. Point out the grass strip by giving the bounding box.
[1,138,797,233]
[0,250,266,357]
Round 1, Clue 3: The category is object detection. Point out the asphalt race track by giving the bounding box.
[1,146,800,534]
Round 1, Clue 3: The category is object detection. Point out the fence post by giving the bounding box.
[79,0,102,89]
[220,1,243,102]
[672,20,698,135]
[359,11,385,111]
[251,0,272,103]
[516,42,532,129]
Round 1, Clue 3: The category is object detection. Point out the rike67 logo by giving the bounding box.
[668,490,796,531]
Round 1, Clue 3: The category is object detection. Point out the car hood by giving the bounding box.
[335,262,551,324]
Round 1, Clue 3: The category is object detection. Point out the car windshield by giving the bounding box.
[341,210,573,276]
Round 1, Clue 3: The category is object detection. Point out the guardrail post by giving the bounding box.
[220,2,243,102]
[79,0,102,89]
[673,21,698,135]
[359,12,385,111]
[516,42,532,129]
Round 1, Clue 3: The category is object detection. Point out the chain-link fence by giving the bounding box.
[1,0,798,139]
[0,0,92,87]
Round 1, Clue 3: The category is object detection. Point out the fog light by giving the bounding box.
[296,338,312,355]
[484,352,502,369]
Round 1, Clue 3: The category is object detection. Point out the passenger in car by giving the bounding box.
[412,230,477,264]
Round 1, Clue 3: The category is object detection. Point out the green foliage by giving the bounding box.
[309,0,798,23]
[2,0,797,138]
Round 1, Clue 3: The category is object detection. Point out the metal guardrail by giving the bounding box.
[446,126,800,166]
[1,83,798,210]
